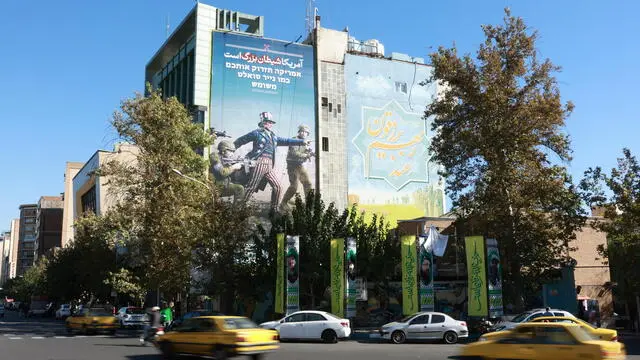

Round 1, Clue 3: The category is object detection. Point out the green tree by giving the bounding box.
[99,86,212,299]
[6,259,48,302]
[423,9,586,308]
[46,214,119,304]
[580,148,640,317]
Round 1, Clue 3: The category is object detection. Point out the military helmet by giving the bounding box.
[218,140,235,153]
[298,124,310,133]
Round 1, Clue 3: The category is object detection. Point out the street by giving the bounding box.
[1,310,639,359]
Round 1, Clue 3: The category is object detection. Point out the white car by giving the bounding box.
[379,312,469,344]
[490,308,576,332]
[56,304,71,319]
[116,307,149,328]
[259,310,351,343]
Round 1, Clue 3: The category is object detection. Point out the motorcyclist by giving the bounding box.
[141,306,162,344]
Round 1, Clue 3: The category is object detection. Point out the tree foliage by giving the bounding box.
[580,148,640,300]
[423,8,586,307]
[5,259,48,302]
[99,87,213,297]
[46,213,119,303]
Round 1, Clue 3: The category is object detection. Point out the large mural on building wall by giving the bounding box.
[210,32,316,217]
[345,54,445,224]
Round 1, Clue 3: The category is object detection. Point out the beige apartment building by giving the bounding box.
[9,219,19,279]
[72,143,139,220]
[61,162,84,246]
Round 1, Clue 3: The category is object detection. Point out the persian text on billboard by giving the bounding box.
[210,32,316,217]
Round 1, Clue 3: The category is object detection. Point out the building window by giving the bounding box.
[81,186,97,214]
[337,104,342,113]
[322,137,329,152]
[321,97,328,107]
[395,81,408,94]
[329,103,333,112]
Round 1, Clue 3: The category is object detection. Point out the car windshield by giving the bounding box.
[223,318,259,330]
[126,308,145,314]
[61,304,70,309]
[567,325,594,342]
[399,315,416,323]
[511,312,534,323]
[324,313,342,320]
[89,309,112,316]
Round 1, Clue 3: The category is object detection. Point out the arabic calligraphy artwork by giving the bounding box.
[330,238,345,318]
[486,238,504,317]
[401,235,418,315]
[210,32,316,218]
[345,54,445,225]
[465,236,488,317]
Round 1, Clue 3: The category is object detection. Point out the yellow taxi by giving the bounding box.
[455,323,626,360]
[480,317,619,342]
[155,316,279,360]
[65,308,118,335]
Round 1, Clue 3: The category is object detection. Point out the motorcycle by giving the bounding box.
[139,326,165,346]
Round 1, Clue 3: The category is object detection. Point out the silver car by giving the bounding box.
[379,312,468,344]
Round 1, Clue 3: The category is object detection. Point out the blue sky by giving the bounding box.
[1,0,638,230]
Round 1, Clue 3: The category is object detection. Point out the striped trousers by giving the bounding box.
[244,156,282,210]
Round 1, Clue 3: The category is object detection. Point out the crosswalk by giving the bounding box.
[1,333,136,340]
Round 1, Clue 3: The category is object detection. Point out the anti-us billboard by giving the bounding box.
[210,32,316,217]
[345,54,445,224]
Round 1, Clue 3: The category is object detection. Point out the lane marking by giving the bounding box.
[32,336,45,339]
[9,337,22,340]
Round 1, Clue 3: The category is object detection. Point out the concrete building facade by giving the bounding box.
[72,143,139,220]
[0,232,9,285]
[9,219,19,279]
[35,196,63,258]
[145,3,264,159]
[17,204,37,276]
[62,162,84,246]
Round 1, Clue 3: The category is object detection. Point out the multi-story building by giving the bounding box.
[9,219,19,279]
[0,232,9,285]
[145,3,444,222]
[17,204,38,276]
[62,162,84,246]
[35,196,63,258]
[72,143,139,220]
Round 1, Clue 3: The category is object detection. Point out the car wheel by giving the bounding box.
[213,347,228,360]
[391,330,406,344]
[66,326,73,335]
[443,331,459,344]
[160,342,176,360]
[109,329,116,336]
[251,354,265,360]
[321,329,338,344]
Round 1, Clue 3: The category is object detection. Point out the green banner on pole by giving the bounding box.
[465,236,488,317]
[401,235,418,315]
[330,238,345,318]
[275,233,285,314]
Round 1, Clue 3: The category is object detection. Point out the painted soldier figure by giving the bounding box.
[210,140,245,203]
[233,112,307,213]
[280,124,314,213]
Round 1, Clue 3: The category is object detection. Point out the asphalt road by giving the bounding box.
[1,310,639,360]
